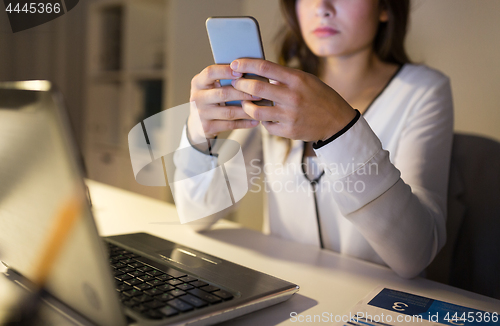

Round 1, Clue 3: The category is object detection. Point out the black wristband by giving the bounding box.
[313,110,361,150]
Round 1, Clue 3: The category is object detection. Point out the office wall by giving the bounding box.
[406,0,500,141]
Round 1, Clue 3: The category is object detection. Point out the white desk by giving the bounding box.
[2,180,499,325]
[86,180,500,324]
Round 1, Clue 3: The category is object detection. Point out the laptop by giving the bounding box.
[0,81,299,325]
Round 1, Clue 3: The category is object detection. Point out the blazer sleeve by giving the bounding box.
[172,125,263,231]
[313,76,454,278]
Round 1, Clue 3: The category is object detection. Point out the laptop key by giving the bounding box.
[134,283,152,291]
[179,294,208,308]
[179,276,197,283]
[137,274,155,282]
[159,306,178,317]
[137,266,154,272]
[167,279,183,286]
[113,270,124,277]
[157,284,175,292]
[190,281,208,288]
[146,270,163,277]
[128,262,144,268]
[123,289,143,298]
[112,263,126,269]
[167,299,193,312]
[176,283,194,291]
[213,290,233,300]
[124,279,143,286]
[128,271,145,278]
[116,284,132,292]
[146,279,164,287]
[144,288,164,296]
[168,289,186,297]
[188,289,222,304]
[200,285,219,293]
[119,267,135,274]
[155,274,172,281]
[116,274,133,282]
[155,293,175,302]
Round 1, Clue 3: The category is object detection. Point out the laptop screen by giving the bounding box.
[0,81,125,325]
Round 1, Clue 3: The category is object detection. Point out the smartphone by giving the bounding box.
[206,16,273,107]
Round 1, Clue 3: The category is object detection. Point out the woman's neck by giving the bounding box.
[320,48,378,86]
[318,48,399,114]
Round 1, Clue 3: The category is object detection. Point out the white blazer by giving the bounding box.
[173,64,454,278]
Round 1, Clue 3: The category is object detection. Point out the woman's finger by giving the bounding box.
[231,78,288,103]
[198,86,261,105]
[269,79,283,86]
[202,105,256,121]
[210,119,260,134]
[241,101,284,122]
[194,64,243,89]
[230,59,299,85]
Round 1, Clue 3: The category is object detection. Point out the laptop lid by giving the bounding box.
[0,81,126,326]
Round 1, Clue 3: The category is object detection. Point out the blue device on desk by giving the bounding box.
[368,288,498,326]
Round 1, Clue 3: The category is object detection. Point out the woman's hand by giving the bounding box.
[188,64,261,142]
[230,59,357,142]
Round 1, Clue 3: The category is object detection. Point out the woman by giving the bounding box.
[174,0,453,278]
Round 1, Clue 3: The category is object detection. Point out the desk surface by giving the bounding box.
[2,180,499,325]
[86,180,500,325]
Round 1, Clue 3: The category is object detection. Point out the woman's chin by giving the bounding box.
[307,42,346,58]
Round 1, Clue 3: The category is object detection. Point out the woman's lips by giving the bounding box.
[313,27,339,37]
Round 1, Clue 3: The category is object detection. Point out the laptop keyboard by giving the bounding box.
[107,242,234,320]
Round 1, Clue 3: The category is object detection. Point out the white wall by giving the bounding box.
[406,0,500,141]
[242,0,283,63]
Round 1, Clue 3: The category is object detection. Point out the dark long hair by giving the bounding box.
[278,0,411,76]
[276,0,411,160]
